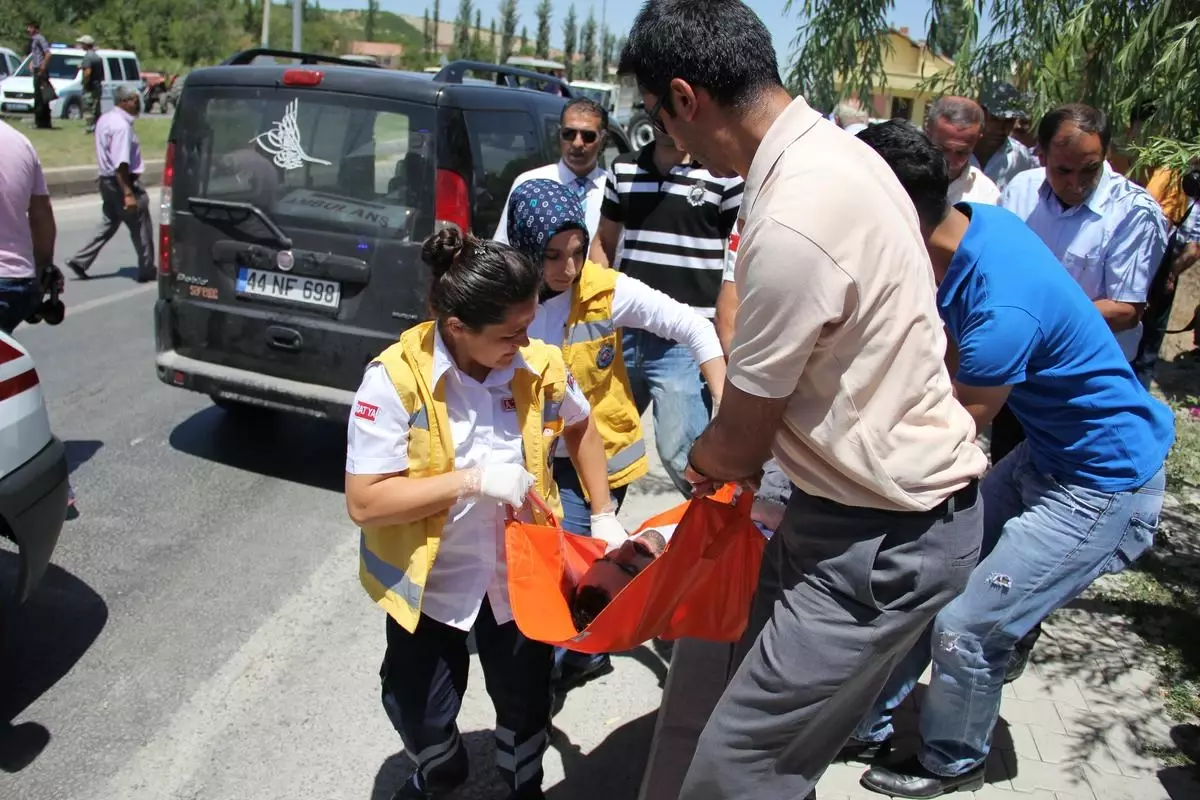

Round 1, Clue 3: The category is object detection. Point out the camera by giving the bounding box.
[1182,167,1200,200]
[25,265,65,326]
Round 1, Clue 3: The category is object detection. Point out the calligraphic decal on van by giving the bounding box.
[252,99,332,170]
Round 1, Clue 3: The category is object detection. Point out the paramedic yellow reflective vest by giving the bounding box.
[359,320,567,633]
[562,261,649,489]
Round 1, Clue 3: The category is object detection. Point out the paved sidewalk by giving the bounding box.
[815,585,1200,800]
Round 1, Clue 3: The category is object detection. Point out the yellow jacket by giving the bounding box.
[560,262,650,489]
[358,321,566,632]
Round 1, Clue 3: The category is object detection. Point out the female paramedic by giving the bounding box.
[506,178,727,541]
[344,227,621,800]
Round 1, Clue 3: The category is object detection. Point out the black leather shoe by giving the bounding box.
[389,776,435,800]
[860,756,985,798]
[838,737,891,763]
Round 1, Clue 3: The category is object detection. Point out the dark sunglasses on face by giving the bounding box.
[561,127,600,145]
[647,96,667,134]
[599,538,655,577]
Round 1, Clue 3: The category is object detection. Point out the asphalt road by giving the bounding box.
[0,193,678,800]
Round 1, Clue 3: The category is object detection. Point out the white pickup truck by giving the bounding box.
[0,331,69,636]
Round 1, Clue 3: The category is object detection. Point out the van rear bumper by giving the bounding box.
[156,349,356,420]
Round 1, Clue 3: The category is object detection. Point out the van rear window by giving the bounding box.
[176,88,435,240]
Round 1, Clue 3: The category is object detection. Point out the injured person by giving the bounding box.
[570,465,790,631]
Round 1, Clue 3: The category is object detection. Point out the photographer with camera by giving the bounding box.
[1135,162,1200,382]
[0,120,58,334]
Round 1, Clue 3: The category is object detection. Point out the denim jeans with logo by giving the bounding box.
[622,329,712,498]
[852,441,1165,776]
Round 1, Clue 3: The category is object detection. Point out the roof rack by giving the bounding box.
[221,48,383,68]
[434,60,574,97]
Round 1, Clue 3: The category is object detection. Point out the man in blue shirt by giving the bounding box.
[850,121,1174,799]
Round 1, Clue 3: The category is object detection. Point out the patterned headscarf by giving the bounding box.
[506,178,589,266]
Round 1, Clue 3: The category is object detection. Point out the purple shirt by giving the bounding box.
[0,121,48,279]
[95,107,144,178]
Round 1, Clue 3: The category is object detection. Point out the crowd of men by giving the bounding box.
[488,0,1197,797]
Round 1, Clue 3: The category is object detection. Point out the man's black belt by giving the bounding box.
[930,479,979,521]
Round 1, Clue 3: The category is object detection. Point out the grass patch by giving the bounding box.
[17,117,173,170]
[1165,396,1200,492]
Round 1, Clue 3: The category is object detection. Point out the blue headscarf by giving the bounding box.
[506,178,588,266]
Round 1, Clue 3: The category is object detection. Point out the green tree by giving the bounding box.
[600,30,616,77]
[926,0,968,60]
[432,0,441,57]
[488,18,497,62]
[534,0,552,59]
[786,0,1200,171]
[579,9,596,81]
[472,9,483,59]
[562,2,577,80]
[422,8,431,56]
[364,0,378,41]
[519,24,530,54]
[451,0,472,59]
[499,0,518,62]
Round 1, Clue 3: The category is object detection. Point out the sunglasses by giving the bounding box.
[599,538,655,577]
[647,96,668,134]
[561,127,600,145]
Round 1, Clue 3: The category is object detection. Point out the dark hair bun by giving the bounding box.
[422,226,468,279]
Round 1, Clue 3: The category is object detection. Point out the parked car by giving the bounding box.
[0,332,69,640]
[0,47,21,80]
[0,44,144,120]
[153,49,631,419]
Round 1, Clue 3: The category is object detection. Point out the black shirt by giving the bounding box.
[600,143,742,317]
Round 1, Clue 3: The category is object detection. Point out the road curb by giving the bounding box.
[46,160,165,197]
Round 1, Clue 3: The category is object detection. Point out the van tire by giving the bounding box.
[62,99,83,121]
[626,111,655,150]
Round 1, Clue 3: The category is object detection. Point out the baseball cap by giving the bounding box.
[76,34,95,45]
[979,82,1028,120]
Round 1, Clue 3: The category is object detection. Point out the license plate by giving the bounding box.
[236,267,341,309]
[2,102,31,112]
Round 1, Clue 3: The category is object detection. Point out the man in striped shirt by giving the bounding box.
[589,130,742,495]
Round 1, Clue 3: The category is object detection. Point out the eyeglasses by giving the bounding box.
[599,538,655,577]
[647,96,668,134]
[561,127,600,145]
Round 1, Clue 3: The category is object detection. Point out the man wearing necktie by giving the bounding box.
[493,98,610,246]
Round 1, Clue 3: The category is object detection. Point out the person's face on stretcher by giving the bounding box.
[571,528,670,630]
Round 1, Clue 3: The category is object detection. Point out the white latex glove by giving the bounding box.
[590,511,628,553]
[470,464,536,507]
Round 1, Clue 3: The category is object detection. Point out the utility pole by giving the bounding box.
[292,0,302,52]
[261,0,271,46]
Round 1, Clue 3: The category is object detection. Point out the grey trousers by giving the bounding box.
[69,177,155,277]
[678,484,984,800]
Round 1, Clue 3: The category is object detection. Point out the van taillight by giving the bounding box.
[159,141,175,275]
[283,69,324,87]
[434,169,471,232]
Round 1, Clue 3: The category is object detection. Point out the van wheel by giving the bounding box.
[63,100,82,121]
[626,111,655,149]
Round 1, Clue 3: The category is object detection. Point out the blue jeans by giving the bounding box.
[553,458,629,536]
[852,441,1165,776]
[552,458,628,677]
[0,278,42,334]
[622,329,711,498]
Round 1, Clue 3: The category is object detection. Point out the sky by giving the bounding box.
[324,0,935,72]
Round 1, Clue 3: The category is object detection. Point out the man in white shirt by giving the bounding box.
[970,82,1038,192]
[1001,103,1169,363]
[925,97,1001,205]
[494,97,610,244]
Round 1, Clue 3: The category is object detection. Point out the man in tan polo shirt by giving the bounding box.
[618,2,989,798]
